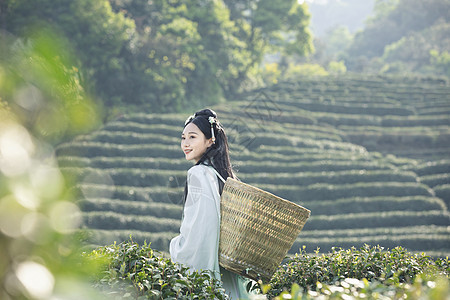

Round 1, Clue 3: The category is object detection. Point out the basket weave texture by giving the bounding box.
[218,178,310,282]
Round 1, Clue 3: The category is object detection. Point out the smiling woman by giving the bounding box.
[170,109,249,299]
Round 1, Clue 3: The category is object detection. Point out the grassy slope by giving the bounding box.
[57,75,450,257]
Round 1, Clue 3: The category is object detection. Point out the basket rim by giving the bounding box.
[224,177,311,215]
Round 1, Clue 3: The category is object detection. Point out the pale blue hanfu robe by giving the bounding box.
[170,164,249,299]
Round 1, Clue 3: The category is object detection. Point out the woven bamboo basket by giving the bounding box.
[218,178,310,282]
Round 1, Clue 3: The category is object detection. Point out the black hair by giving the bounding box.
[183,108,235,199]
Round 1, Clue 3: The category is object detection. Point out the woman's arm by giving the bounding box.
[169,165,221,274]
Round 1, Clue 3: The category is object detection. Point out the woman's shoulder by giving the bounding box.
[187,164,212,176]
[187,165,218,189]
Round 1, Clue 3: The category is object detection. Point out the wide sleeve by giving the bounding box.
[169,165,221,278]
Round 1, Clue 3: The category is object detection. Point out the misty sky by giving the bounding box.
[300,0,375,36]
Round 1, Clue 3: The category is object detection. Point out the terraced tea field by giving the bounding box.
[56,75,450,257]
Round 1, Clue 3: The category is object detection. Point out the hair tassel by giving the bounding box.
[208,116,216,144]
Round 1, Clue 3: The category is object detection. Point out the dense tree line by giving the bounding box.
[303,0,449,79]
[344,0,450,76]
[0,0,313,115]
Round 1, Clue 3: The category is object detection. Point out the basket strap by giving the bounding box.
[209,167,226,183]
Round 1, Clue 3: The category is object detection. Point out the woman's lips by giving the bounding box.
[184,149,192,154]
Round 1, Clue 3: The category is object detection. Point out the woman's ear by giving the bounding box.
[207,138,214,147]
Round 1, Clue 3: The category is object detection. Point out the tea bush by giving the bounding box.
[242,170,417,186]
[74,183,182,203]
[62,167,187,187]
[279,100,414,116]
[420,174,450,188]
[316,113,383,127]
[303,196,447,215]
[80,198,182,219]
[259,182,433,202]
[83,211,179,232]
[412,160,450,176]
[59,156,189,170]
[267,244,449,298]
[86,241,449,299]
[121,113,184,126]
[86,230,173,250]
[86,131,179,145]
[293,234,450,254]
[104,122,181,136]
[420,107,450,116]
[393,147,450,160]
[347,132,447,148]
[299,225,450,239]
[382,115,450,127]
[237,160,392,174]
[266,276,449,299]
[235,151,368,163]
[225,107,316,125]
[252,145,368,156]
[304,210,449,230]
[434,184,450,209]
[57,155,92,168]
[87,239,229,299]
[56,142,182,158]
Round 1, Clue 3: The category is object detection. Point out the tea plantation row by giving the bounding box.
[56,75,450,257]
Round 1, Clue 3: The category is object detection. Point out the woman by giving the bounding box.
[170,109,249,299]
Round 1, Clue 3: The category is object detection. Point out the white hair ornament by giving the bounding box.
[208,116,216,144]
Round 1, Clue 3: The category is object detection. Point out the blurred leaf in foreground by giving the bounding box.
[0,27,105,299]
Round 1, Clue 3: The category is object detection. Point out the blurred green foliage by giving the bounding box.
[0,29,100,144]
[0,28,104,299]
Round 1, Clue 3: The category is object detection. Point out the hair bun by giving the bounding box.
[195,108,217,119]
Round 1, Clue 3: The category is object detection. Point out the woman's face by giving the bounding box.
[181,122,213,163]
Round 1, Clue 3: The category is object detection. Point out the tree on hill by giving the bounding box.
[110,0,313,102]
[223,0,314,63]
[2,0,313,116]
[348,0,449,59]
[2,0,137,119]
[108,0,247,110]
[381,20,450,76]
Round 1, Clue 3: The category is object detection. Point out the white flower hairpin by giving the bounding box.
[208,116,216,143]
